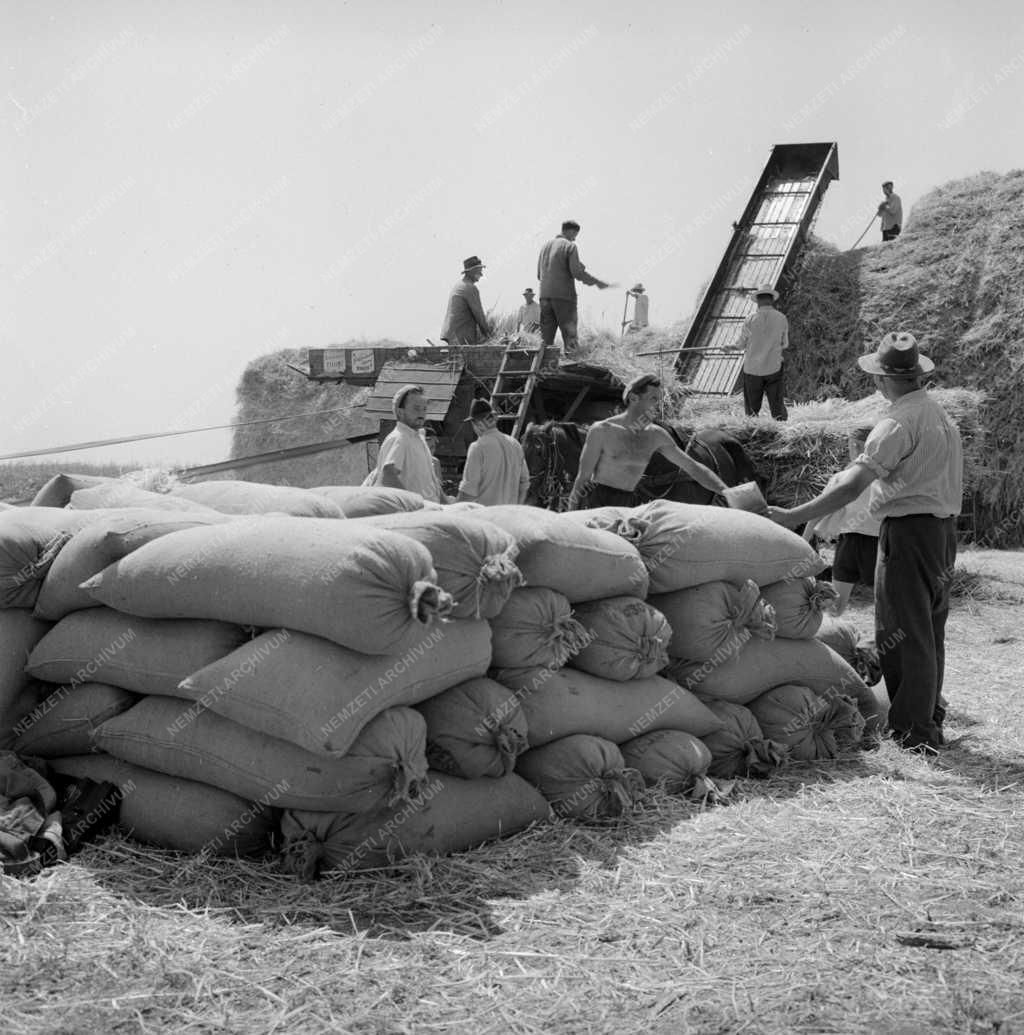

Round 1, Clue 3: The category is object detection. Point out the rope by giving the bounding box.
[0,405,362,462]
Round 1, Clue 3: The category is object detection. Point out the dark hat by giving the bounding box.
[523,287,535,296]
[857,331,934,377]
[621,373,661,405]
[462,255,485,274]
[463,398,495,422]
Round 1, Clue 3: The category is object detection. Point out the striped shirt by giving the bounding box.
[458,427,530,506]
[857,389,963,519]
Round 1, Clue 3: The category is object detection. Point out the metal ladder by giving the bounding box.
[489,339,545,439]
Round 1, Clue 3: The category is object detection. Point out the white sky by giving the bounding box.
[4,0,1023,466]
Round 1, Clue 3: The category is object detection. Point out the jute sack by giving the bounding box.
[1,610,51,717]
[699,699,788,779]
[619,730,712,792]
[48,753,275,856]
[625,499,825,594]
[567,596,671,682]
[816,614,885,692]
[352,510,523,619]
[31,473,116,508]
[27,608,250,697]
[489,587,589,670]
[474,505,649,601]
[650,579,776,662]
[311,485,435,517]
[666,637,882,735]
[1,681,49,751]
[82,516,452,655]
[94,697,429,813]
[279,770,550,879]
[12,682,137,758]
[171,480,343,518]
[515,734,645,820]
[1,508,115,608]
[748,683,866,762]
[759,577,839,639]
[179,620,492,757]
[69,483,220,513]
[560,506,643,541]
[416,677,528,779]
[35,508,232,621]
[493,666,723,746]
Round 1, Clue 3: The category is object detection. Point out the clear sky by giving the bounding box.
[4,0,1022,466]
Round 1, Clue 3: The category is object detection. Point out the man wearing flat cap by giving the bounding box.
[517,288,541,334]
[457,398,530,506]
[769,332,963,756]
[364,384,443,502]
[738,283,789,420]
[440,256,492,346]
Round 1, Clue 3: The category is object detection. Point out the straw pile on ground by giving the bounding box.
[3,489,882,880]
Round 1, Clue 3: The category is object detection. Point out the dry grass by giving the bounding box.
[4,551,1024,1034]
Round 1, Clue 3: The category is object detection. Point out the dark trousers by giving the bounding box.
[540,298,579,353]
[742,368,788,420]
[875,514,957,746]
[882,225,901,241]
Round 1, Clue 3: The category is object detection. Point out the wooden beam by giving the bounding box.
[561,384,591,422]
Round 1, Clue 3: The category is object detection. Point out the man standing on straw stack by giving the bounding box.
[440,256,492,346]
[768,332,963,756]
[739,284,789,421]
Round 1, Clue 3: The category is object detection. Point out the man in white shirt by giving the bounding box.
[367,384,442,502]
[879,181,903,241]
[625,283,650,333]
[517,288,541,333]
[457,399,530,506]
[738,284,789,420]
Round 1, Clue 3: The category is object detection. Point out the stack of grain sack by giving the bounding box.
[1,477,886,879]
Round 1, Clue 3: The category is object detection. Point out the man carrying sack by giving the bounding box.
[768,332,963,755]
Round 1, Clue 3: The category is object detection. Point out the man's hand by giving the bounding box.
[767,505,798,527]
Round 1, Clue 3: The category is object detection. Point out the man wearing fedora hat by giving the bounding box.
[457,398,530,506]
[738,284,789,420]
[768,332,963,755]
[440,256,492,346]
[517,288,541,334]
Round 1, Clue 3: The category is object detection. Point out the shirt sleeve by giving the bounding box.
[780,314,789,351]
[568,243,600,286]
[518,455,530,499]
[857,418,911,480]
[459,442,482,498]
[738,316,751,349]
[378,433,407,474]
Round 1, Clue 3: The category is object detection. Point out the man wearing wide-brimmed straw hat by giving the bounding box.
[440,256,492,346]
[739,284,789,420]
[769,332,964,756]
[517,288,541,333]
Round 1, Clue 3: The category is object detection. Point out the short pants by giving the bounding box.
[832,532,879,586]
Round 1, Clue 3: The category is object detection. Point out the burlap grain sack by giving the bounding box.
[1,681,50,751]
[515,734,644,820]
[1,610,51,719]
[567,596,671,681]
[666,637,881,735]
[70,483,220,513]
[312,485,434,517]
[618,729,712,792]
[748,683,866,762]
[352,510,523,619]
[27,608,249,697]
[489,587,589,670]
[474,505,649,601]
[94,698,429,813]
[179,620,491,757]
[416,677,528,779]
[493,666,722,746]
[560,506,644,541]
[625,499,825,594]
[31,473,116,508]
[12,681,137,758]
[48,753,274,856]
[759,577,839,639]
[0,507,115,608]
[35,508,231,621]
[82,516,452,655]
[171,479,343,518]
[815,614,885,692]
[699,699,788,779]
[650,579,776,662]
[279,770,550,879]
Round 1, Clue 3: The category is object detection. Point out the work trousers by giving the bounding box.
[742,368,788,420]
[540,298,579,353]
[875,514,957,747]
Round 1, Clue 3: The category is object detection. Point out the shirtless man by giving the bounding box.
[569,374,731,509]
